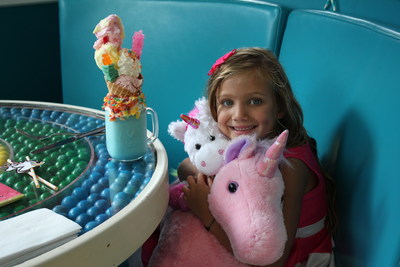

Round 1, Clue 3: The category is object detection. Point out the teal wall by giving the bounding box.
[0,3,62,103]
[1,0,399,103]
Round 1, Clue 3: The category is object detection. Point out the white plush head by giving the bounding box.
[168,97,228,176]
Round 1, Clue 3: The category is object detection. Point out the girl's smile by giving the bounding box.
[216,71,281,140]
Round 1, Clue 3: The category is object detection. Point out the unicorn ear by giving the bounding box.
[168,120,187,142]
[224,136,256,164]
[257,130,289,178]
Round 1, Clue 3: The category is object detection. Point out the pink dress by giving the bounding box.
[283,143,335,267]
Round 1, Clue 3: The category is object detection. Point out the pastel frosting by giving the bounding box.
[93,14,146,120]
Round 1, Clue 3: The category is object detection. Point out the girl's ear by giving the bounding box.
[277,109,285,119]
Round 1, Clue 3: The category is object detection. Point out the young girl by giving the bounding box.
[180,47,336,266]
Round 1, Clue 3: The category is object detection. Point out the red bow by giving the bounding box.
[208,49,237,76]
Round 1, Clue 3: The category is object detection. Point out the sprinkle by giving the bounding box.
[103,93,146,120]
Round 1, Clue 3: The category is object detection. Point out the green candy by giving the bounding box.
[102,64,119,82]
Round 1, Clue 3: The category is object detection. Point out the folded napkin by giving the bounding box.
[0,208,81,266]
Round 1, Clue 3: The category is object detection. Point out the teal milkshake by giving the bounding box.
[104,106,158,161]
[93,16,157,161]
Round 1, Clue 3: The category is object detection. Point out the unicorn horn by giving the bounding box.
[180,114,200,129]
[257,130,289,178]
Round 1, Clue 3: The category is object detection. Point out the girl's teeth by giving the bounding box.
[233,126,253,131]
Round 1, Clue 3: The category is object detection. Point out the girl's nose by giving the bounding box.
[232,104,248,121]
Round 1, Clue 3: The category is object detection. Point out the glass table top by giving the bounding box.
[0,101,157,234]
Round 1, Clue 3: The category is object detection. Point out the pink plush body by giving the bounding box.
[148,210,247,267]
[149,131,288,266]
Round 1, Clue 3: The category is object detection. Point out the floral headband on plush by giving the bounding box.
[208,49,237,76]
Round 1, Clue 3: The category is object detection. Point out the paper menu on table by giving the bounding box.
[0,208,81,266]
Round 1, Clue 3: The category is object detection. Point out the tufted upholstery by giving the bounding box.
[279,10,400,266]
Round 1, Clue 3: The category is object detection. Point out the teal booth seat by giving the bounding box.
[59,0,288,169]
[279,10,400,266]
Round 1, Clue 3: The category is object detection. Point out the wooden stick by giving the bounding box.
[26,156,40,188]
[33,173,58,191]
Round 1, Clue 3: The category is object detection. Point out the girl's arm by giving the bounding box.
[254,157,310,267]
[182,174,233,252]
[177,157,198,181]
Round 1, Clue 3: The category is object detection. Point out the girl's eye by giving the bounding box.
[250,98,263,105]
[221,99,233,107]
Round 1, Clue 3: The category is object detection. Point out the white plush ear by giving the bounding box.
[167,120,187,142]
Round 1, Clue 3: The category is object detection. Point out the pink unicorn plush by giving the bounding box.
[148,130,288,266]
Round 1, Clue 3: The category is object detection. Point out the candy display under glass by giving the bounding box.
[0,102,157,235]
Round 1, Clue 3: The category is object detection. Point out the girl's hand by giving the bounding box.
[182,173,214,226]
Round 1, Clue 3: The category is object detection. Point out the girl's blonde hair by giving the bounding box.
[206,47,307,148]
[206,47,337,234]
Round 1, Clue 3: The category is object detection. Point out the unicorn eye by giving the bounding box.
[228,182,239,193]
[209,135,215,141]
[195,144,201,150]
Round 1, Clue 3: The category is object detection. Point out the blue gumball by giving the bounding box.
[81,179,94,191]
[95,213,108,224]
[90,183,105,194]
[109,182,124,195]
[123,185,137,198]
[86,206,101,218]
[100,188,111,200]
[145,169,154,178]
[134,190,142,198]
[87,193,101,204]
[76,200,92,211]
[105,207,117,217]
[98,177,110,187]
[95,143,106,154]
[94,199,109,212]
[114,174,130,186]
[112,192,130,210]
[61,196,79,209]
[84,221,99,232]
[75,213,92,226]
[68,207,84,220]
[143,177,151,185]
[89,171,103,183]
[128,176,143,188]
[92,166,105,175]
[105,160,118,170]
[53,205,68,215]
[72,187,89,200]
[142,152,155,164]
[131,172,145,182]
[105,168,118,180]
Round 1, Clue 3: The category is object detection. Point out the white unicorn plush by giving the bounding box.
[168,97,229,176]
